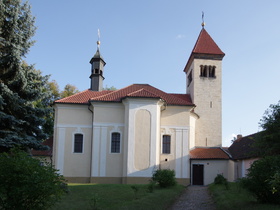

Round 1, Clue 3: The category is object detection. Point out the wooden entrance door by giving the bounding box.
[192,164,204,185]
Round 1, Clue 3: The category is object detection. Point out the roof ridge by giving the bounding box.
[127,88,160,98]
[90,89,117,100]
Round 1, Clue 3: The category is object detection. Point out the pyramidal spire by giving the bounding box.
[192,28,225,55]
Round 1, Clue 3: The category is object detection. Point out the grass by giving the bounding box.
[209,182,280,210]
[50,183,185,210]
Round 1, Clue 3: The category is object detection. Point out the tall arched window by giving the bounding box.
[162,135,171,154]
[74,134,83,153]
[209,66,216,77]
[111,132,121,153]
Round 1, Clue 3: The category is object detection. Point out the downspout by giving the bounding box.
[189,158,192,186]
[88,100,94,182]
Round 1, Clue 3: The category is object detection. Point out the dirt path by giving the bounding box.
[170,186,216,210]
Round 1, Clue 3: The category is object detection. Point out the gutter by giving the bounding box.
[88,101,94,182]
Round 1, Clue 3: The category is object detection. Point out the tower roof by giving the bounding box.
[90,49,106,65]
[184,28,225,73]
[192,28,225,55]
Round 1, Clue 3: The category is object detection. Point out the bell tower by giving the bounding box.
[89,30,106,91]
[184,23,225,147]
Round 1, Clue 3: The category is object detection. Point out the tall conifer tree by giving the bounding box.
[0,0,51,150]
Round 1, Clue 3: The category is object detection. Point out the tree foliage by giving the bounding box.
[103,85,117,91]
[0,0,52,150]
[254,100,280,156]
[0,148,67,210]
[240,156,280,204]
[60,84,79,98]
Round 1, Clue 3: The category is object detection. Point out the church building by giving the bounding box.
[53,25,234,185]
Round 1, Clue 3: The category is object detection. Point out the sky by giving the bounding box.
[24,0,280,146]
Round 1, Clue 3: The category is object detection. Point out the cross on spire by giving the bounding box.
[97,29,101,50]
[202,11,205,27]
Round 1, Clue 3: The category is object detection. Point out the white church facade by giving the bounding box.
[53,26,235,185]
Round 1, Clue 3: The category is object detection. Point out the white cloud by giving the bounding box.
[176,34,186,39]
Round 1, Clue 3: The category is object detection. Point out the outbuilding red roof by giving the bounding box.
[31,137,53,156]
[190,147,230,160]
[55,84,193,106]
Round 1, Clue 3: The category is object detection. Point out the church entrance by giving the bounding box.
[192,164,204,185]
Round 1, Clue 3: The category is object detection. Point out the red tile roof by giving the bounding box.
[31,137,53,156]
[55,84,194,106]
[190,147,230,160]
[192,28,225,55]
[55,89,113,104]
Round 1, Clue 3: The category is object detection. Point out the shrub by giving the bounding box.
[214,174,227,184]
[131,185,140,199]
[152,169,176,188]
[0,148,67,210]
[241,156,280,204]
[214,174,229,190]
[147,180,156,193]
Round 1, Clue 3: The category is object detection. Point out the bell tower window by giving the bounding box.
[200,65,216,78]
[209,66,216,78]
[200,65,207,77]
[188,70,193,86]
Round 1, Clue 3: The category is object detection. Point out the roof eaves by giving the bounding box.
[55,102,90,105]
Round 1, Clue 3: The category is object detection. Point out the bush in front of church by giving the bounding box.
[0,148,67,210]
[152,169,176,188]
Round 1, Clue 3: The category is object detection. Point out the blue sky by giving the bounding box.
[25,0,280,146]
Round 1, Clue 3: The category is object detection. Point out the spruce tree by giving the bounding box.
[0,0,51,150]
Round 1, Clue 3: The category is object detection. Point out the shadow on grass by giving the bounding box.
[51,183,185,210]
[209,182,280,210]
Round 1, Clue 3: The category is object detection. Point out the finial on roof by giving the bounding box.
[97,29,101,50]
[201,11,205,28]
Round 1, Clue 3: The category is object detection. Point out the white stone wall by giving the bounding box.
[191,159,229,185]
[186,58,222,147]
[53,104,92,177]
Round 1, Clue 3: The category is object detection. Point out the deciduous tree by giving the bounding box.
[254,100,280,156]
[60,84,79,98]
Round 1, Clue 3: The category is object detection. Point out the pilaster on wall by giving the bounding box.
[123,98,163,178]
[175,128,189,179]
[91,125,108,177]
[56,128,65,174]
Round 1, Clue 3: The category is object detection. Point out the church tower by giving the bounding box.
[184,25,225,147]
[89,37,106,91]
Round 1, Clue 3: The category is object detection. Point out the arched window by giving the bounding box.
[162,135,171,154]
[200,65,207,77]
[188,70,193,86]
[111,132,121,153]
[209,66,216,77]
[74,134,83,153]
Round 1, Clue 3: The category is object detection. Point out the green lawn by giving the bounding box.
[50,183,185,210]
[209,182,280,210]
